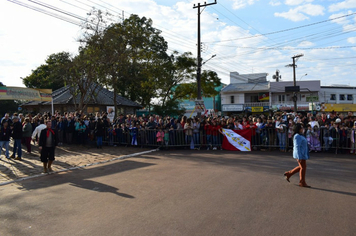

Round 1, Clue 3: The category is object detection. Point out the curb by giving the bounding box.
[0,149,158,186]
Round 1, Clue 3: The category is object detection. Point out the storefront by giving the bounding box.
[222,104,244,116]
[244,106,270,115]
[321,103,356,113]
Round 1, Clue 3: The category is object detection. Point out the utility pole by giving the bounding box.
[193,0,217,117]
[286,54,304,112]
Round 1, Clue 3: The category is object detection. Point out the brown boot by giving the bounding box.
[284,166,300,183]
[298,160,311,188]
[299,181,311,188]
[284,172,291,182]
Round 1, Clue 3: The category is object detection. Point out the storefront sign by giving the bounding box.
[272,104,310,111]
[0,86,52,102]
[321,103,356,112]
[306,96,319,102]
[195,100,206,113]
[222,104,244,112]
[245,106,270,113]
[252,107,263,113]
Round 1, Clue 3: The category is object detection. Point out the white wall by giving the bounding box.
[221,94,244,105]
[319,87,356,104]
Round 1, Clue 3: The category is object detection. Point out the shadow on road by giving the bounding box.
[311,187,356,197]
[157,150,356,185]
[16,160,155,199]
[69,179,135,198]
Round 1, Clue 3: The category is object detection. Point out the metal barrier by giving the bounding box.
[86,126,355,154]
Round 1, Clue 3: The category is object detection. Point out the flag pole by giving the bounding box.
[51,96,54,116]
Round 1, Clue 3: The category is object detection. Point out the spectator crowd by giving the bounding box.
[1,110,356,160]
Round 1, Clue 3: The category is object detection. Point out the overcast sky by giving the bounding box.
[1,0,356,88]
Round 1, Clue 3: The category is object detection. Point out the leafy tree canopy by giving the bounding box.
[174,70,222,100]
[22,52,72,90]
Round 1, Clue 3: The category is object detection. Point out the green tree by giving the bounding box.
[174,70,222,100]
[64,8,110,111]
[65,49,104,111]
[98,14,170,115]
[22,52,72,90]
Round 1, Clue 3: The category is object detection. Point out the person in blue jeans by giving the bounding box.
[275,116,287,151]
[11,116,23,160]
[0,121,12,159]
[95,118,104,149]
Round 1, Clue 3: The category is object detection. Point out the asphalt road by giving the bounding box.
[0,150,355,236]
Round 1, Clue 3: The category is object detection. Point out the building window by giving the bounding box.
[278,95,285,102]
[340,94,345,101]
[347,94,353,101]
[251,95,259,102]
[330,94,336,101]
[230,96,235,104]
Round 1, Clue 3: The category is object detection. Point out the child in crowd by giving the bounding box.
[164,129,170,148]
[156,126,164,147]
[322,123,333,152]
[309,126,321,152]
[306,124,312,151]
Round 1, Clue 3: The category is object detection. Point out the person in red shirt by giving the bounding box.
[211,120,221,150]
[204,119,213,150]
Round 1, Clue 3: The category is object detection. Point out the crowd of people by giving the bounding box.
[1,110,356,160]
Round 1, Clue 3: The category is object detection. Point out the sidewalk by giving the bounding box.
[0,143,153,185]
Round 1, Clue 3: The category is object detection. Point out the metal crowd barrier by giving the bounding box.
[81,126,355,154]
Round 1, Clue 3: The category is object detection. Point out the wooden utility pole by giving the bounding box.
[193,0,217,117]
[286,54,304,112]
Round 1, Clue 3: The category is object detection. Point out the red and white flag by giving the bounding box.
[221,128,251,151]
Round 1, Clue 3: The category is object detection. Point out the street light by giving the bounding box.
[202,54,216,65]
[299,73,308,81]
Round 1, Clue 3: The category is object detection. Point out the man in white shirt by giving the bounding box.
[32,119,47,144]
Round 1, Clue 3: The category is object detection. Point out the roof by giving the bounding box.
[230,72,268,84]
[321,85,356,90]
[270,80,320,92]
[22,84,142,108]
[221,82,269,93]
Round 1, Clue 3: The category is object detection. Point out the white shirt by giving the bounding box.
[31,124,47,140]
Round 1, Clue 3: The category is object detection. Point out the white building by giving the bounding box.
[221,72,322,115]
[220,72,269,115]
[270,80,320,112]
[318,85,356,113]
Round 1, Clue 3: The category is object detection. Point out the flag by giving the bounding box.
[258,92,269,101]
[221,128,251,151]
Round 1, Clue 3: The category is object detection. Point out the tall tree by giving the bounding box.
[174,70,222,100]
[65,8,110,111]
[22,52,71,90]
[99,14,170,114]
[65,49,103,111]
[155,51,196,106]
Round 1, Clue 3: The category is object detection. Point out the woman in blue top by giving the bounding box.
[284,123,311,188]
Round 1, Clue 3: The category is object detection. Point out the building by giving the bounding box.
[270,80,320,112]
[22,85,142,115]
[220,72,270,115]
[221,72,324,115]
[319,85,356,113]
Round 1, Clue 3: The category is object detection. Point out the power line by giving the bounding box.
[206,11,356,43]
